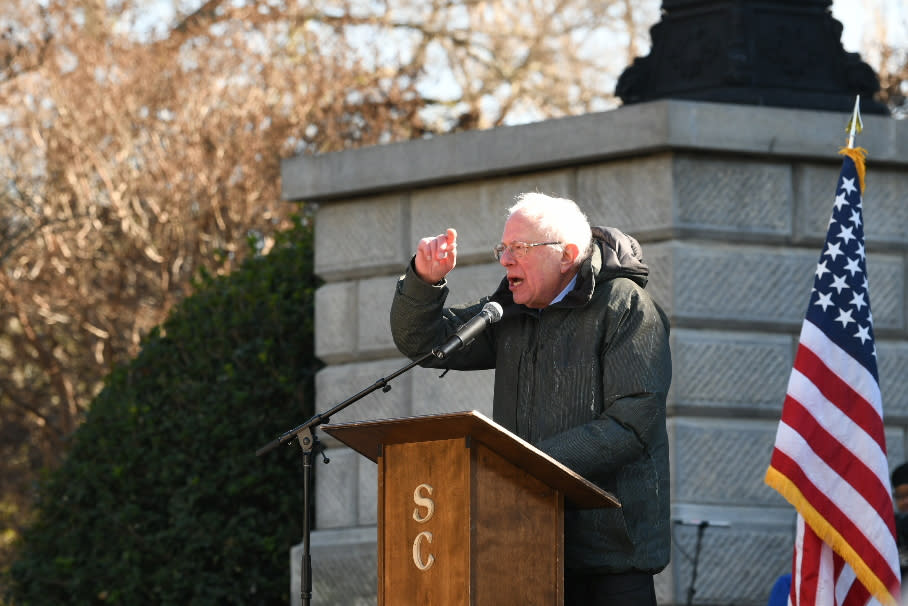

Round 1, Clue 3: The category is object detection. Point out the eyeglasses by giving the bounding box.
[492,241,562,261]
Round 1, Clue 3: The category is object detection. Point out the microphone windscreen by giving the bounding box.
[483,301,503,323]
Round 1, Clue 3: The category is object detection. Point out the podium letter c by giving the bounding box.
[412,531,434,571]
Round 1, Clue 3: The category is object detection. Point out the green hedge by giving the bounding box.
[5,214,321,605]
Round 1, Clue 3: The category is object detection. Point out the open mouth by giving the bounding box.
[508,277,523,288]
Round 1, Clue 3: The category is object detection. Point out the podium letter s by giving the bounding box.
[412,483,435,523]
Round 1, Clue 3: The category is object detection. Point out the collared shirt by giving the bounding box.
[549,275,578,306]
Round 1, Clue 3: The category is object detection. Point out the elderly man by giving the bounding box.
[390,192,672,605]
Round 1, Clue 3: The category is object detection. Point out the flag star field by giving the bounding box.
[806,164,877,379]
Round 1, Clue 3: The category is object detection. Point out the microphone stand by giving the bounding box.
[256,350,438,606]
[673,519,728,606]
[686,521,708,606]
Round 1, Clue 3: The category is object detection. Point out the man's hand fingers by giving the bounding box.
[438,228,457,259]
[414,229,457,283]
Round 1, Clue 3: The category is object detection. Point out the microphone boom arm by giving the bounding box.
[256,349,436,457]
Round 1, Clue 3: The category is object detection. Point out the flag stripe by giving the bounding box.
[793,515,806,606]
[796,321,884,427]
[783,361,884,476]
[815,527,835,605]
[841,580,869,606]
[780,389,888,510]
[795,513,881,606]
[781,367,892,521]
[779,393,894,534]
[793,344,883,450]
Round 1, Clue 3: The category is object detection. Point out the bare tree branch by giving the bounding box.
[0,0,661,579]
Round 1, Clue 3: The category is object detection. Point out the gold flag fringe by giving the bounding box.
[765,466,898,606]
[838,146,867,193]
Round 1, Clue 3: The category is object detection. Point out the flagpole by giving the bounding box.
[847,95,862,149]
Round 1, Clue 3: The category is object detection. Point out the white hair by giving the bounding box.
[507,192,593,260]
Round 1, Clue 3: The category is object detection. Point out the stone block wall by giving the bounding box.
[282,100,908,605]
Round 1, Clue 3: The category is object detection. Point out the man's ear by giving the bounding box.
[560,243,580,273]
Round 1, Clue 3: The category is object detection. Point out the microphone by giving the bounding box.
[432,302,503,359]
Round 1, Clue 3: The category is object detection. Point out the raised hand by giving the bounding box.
[414,228,457,284]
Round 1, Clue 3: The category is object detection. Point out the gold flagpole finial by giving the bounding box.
[846,95,863,149]
[839,95,867,193]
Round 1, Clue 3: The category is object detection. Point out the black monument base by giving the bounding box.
[617,0,888,115]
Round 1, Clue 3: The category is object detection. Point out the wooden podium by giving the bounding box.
[322,410,619,606]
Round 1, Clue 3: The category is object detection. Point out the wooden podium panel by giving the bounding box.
[381,438,471,605]
[470,441,563,605]
[323,410,618,606]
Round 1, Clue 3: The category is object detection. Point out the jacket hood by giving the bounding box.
[592,226,649,287]
[490,225,649,310]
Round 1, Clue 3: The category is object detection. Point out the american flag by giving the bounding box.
[765,148,901,606]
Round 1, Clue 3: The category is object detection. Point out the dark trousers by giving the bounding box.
[564,571,657,606]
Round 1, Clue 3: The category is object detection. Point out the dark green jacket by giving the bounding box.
[390,226,672,573]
